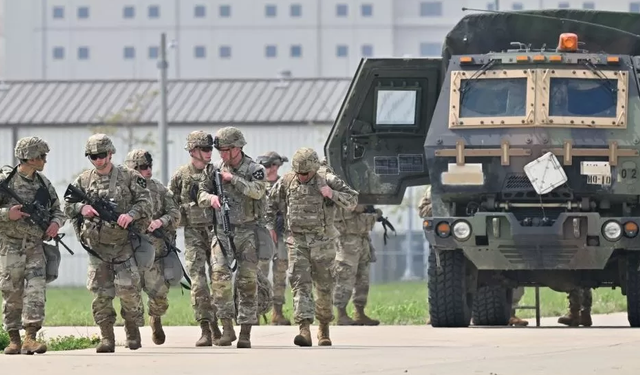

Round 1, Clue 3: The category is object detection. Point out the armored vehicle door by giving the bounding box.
[324,58,442,204]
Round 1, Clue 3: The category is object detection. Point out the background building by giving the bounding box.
[5,0,638,80]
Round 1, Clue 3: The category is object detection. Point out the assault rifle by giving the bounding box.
[212,168,238,272]
[64,183,192,289]
[363,205,397,245]
[0,167,74,254]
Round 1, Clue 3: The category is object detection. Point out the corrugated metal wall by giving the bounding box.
[0,124,424,286]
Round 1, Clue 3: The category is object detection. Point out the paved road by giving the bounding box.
[3,313,639,374]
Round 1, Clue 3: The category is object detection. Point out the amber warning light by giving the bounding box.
[557,33,578,52]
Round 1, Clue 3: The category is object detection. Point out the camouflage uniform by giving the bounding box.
[124,149,181,345]
[169,131,221,346]
[558,288,592,327]
[510,287,528,326]
[333,204,380,326]
[267,147,358,347]
[197,126,267,348]
[64,134,152,353]
[256,151,292,325]
[0,137,64,355]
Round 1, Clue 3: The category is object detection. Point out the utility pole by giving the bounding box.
[157,33,169,185]
[494,0,500,10]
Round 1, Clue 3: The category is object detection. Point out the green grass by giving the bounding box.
[0,282,630,327]
[0,328,100,352]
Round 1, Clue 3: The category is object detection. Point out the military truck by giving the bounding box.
[324,9,640,327]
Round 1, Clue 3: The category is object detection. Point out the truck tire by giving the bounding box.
[471,286,513,326]
[428,249,473,327]
[626,254,640,327]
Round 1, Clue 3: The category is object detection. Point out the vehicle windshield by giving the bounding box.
[548,78,617,117]
[459,78,527,117]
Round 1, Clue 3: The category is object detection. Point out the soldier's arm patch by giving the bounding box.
[137,176,147,188]
[252,168,265,181]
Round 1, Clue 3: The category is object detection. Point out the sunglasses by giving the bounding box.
[198,146,213,153]
[89,152,108,160]
[137,164,152,171]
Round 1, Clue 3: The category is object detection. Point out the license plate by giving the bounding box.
[586,174,612,185]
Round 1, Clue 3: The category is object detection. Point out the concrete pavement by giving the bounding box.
[2,313,639,374]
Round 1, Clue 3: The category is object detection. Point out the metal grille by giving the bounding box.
[503,173,533,190]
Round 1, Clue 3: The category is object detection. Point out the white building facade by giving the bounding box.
[5,0,639,80]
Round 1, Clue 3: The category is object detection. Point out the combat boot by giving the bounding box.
[3,330,21,355]
[210,320,222,346]
[96,323,115,353]
[21,326,47,355]
[580,310,592,327]
[150,316,166,345]
[271,304,292,325]
[336,306,356,326]
[509,315,529,327]
[293,320,312,347]
[124,321,141,350]
[218,319,236,346]
[195,320,212,347]
[557,309,580,327]
[353,305,380,326]
[237,324,252,348]
[317,322,332,346]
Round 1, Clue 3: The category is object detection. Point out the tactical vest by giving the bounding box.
[176,163,214,227]
[282,171,335,234]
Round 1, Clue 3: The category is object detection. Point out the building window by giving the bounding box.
[219,5,231,17]
[124,47,135,59]
[265,4,277,17]
[78,46,89,60]
[290,4,302,17]
[149,46,159,59]
[194,46,206,58]
[420,2,442,16]
[53,47,65,60]
[194,5,206,18]
[265,45,277,58]
[486,2,495,10]
[219,46,231,58]
[582,2,595,9]
[512,2,523,10]
[77,6,89,19]
[53,6,64,19]
[632,2,640,12]
[361,4,373,16]
[420,42,441,56]
[123,6,135,19]
[336,45,348,57]
[336,4,348,16]
[558,2,570,8]
[361,44,373,57]
[148,5,160,18]
[290,45,302,57]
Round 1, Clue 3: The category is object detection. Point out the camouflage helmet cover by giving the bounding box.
[256,151,289,167]
[291,147,320,174]
[184,130,214,151]
[14,136,50,160]
[85,133,116,156]
[214,126,246,149]
[124,149,153,169]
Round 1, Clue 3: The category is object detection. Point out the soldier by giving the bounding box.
[256,151,292,326]
[510,287,529,326]
[124,149,181,345]
[64,134,152,353]
[557,288,592,327]
[169,130,222,346]
[0,137,65,355]
[267,147,358,347]
[197,126,267,348]
[333,204,381,326]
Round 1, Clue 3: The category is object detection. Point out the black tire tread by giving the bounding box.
[428,250,471,327]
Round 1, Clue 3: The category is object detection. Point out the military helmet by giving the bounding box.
[291,147,320,174]
[14,136,50,160]
[124,149,153,169]
[256,151,289,167]
[184,130,214,151]
[85,134,116,156]
[214,126,246,149]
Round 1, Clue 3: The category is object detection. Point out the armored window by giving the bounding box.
[448,69,535,128]
[375,89,418,126]
[539,68,628,128]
